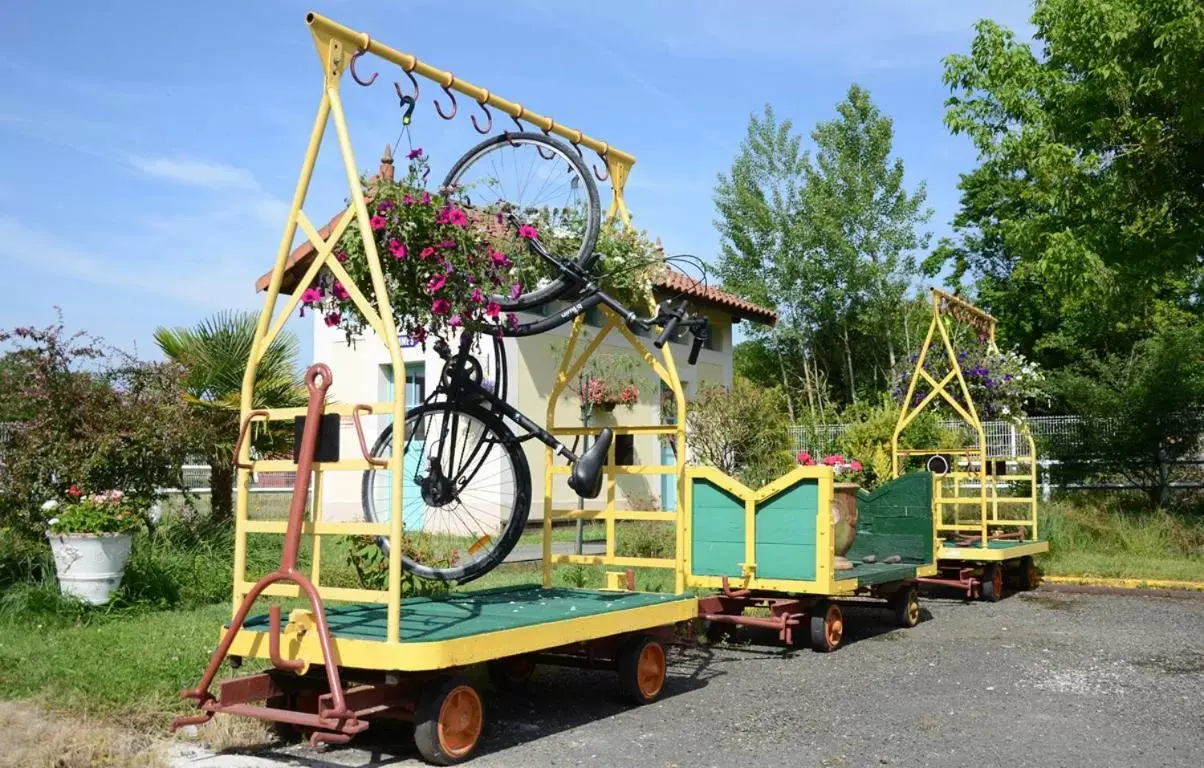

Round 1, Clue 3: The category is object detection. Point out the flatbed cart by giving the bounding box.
[687,468,938,652]
[892,289,1049,602]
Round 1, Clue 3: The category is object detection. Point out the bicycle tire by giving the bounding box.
[442,131,601,312]
[360,401,531,584]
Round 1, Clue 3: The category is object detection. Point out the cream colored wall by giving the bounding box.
[309,303,739,527]
[515,305,734,522]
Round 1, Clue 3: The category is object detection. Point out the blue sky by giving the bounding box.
[0,1,1034,363]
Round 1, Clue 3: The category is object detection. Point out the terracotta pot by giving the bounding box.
[831,483,860,567]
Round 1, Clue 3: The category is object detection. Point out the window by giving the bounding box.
[614,434,635,466]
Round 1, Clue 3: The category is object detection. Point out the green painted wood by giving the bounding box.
[690,478,745,577]
[834,561,918,587]
[943,539,1038,550]
[848,472,935,566]
[241,586,689,643]
[755,481,817,581]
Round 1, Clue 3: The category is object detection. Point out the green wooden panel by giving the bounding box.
[755,481,817,581]
[242,586,689,643]
[690,478,745,577]
[848,472,935,566]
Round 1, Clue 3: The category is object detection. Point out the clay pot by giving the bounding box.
[831,483,860,570]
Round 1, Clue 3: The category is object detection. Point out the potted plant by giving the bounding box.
[43,486,143,605]
[797,452,865,570]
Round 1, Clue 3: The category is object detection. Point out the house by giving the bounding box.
[253,151,777,525]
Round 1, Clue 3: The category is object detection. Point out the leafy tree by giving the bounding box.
[714,89,931,414]
[0,317,193,539]
[154,311,305,524]
[799,84,933,402]
[1049,325,1204,508]
[929,0,1204,369]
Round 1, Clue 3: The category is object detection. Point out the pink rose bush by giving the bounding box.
[797,451,865,482]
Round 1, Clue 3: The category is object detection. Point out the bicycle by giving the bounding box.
[359,130,711,584]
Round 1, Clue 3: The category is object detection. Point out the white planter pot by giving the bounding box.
[46,532,132,605]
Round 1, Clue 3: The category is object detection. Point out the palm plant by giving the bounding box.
[154,311,306,522]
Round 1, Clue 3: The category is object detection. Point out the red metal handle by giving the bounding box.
[233,410,271,470]
[352,404,389,467]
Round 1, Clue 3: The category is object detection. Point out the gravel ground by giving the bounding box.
[171,588,1204,768]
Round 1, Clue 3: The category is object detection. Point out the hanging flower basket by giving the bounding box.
[301,149,667,347]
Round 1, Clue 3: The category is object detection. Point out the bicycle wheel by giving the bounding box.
[442,131,601,312]
[360,401,531,584]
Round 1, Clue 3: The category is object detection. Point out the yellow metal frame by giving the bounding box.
[891,289,1043,558]
[541,306,690,593]
[305,13,636,224]
[231,13,642,649]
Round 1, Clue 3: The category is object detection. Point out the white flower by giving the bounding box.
[41,499,59,512]
[47,517,59,527]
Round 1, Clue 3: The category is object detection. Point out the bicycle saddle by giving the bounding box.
[567,427,613,499]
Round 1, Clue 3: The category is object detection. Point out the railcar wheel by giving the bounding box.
[809,601,844,652]
[414,675,486,765]
[618,634,666,704]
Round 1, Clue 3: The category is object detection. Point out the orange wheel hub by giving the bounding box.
[437,685,483,759]
[907,596,920,625]
[637,642,666,700]
[825,605,843,648]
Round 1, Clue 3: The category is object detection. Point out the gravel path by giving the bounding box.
[171,588,1204,768]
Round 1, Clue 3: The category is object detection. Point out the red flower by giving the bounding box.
[431,298,451,315]
[420,246,436,259]
[369,215,387,231]
[485,301,501,320]
[323,311,341,327]
[332,281,350,300]
[796,451,815,466]
[67,485,82,498]
[850,460,863,472]
[517,224,538,240]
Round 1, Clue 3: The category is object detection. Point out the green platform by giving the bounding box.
[835,561,920,587]
[943,539,1028,550]
[243,585,689,643]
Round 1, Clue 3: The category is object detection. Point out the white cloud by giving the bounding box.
[128,155,260,190]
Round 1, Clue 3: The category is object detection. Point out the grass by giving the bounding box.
[1036,494,1204,581]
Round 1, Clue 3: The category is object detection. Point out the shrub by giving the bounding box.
[616,523,675,560]
[835,394,964,488]
[345,535,458,597]
[0,317,193,541]
[685,377,796,488]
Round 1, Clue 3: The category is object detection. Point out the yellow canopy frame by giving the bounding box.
[890,289,1039,549]
[233,12,650,645]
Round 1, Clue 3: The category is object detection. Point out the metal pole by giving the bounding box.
[576,371,591,555]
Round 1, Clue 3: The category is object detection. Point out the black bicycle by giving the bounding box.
[360,130,710,584]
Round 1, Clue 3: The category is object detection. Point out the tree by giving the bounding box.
[798,84,933,403]
[929,0,1204,370]
[713,90,931,415]
[154,311,306,523]
[0,316,193,539]
[1049,325,1204,508]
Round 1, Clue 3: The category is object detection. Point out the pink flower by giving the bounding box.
[821,455,845,467]
[388,240,407,259]
[509,282,523,300]
[420,246,436,259]
[427,273,447,293]
[796,451,814,466]
[490,249,511,267]
[485,301,501,319]
[431,298,451,315]
[407,148,423,160]
[403,194,415,205]
[323,311,341,327]
[850,460,863,472]
[436,207,451,225]
[471,288,484,304]
[506,312,519,331]
[300,287,324,305]
[411,325,427,344]
[448,208,468,228]
[518,224,538,240]
[449,314,462,328]
[437,239,457,250]
[369,215,387,231]
[421,191,431,206]
[332,281,350,300]
[335,250,348,262]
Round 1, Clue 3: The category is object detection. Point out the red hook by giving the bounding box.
[435,73,458,120]
[349,37,377,86]
[471,90,493,134]
[538,120,557,160]
[594,148,610,182]
[394,67,420,102]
